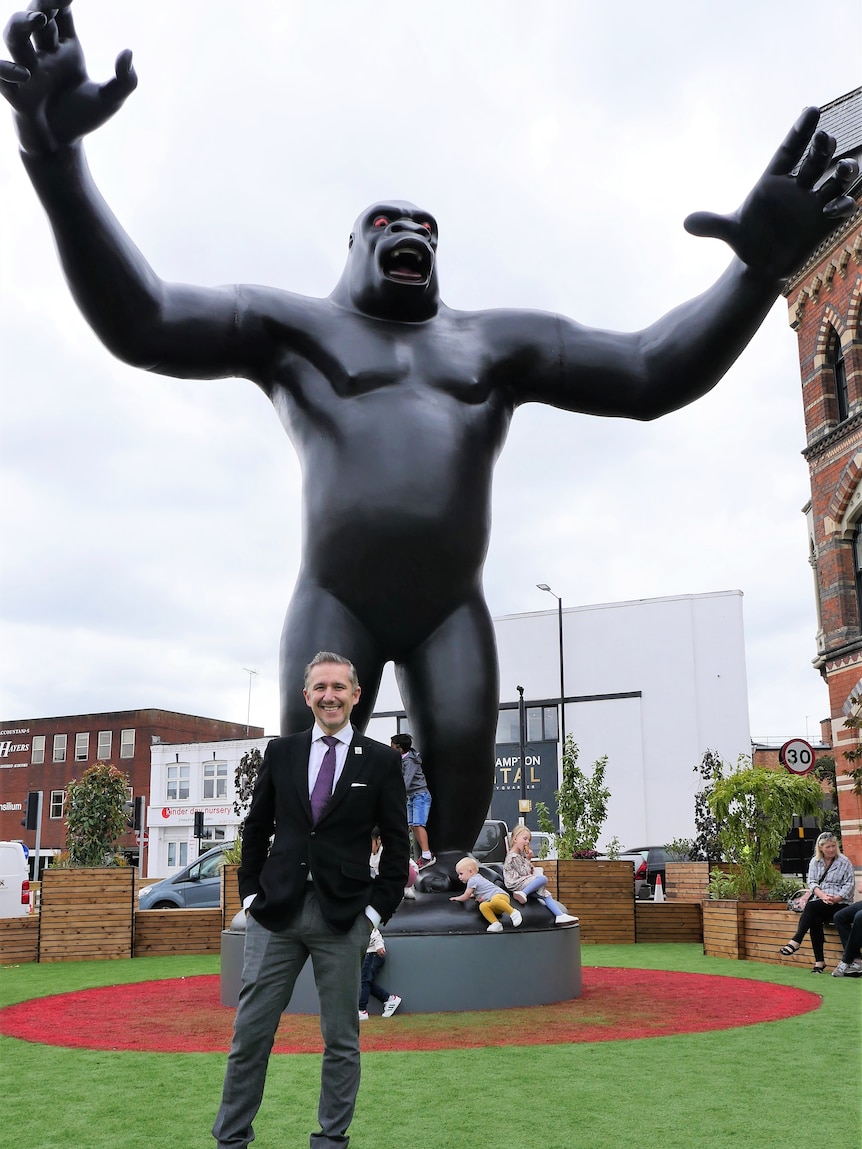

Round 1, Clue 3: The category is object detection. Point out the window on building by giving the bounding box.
[49,790,65,819]
[52,733,67,763]
[120,729,135,759]
[31,735,45,764]
[166,763,190,801]
[828,328,849,423]
[167,841,188,868]
[203,760,228,799]
[75,732,89,762]
[541,706,559,741]
[97,730,112,760]
[495,704,559,744]
[853,519,862,628]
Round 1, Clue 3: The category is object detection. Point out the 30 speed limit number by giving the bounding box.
[778,738,815,775]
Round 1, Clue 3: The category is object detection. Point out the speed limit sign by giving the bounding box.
[778,739,815,775]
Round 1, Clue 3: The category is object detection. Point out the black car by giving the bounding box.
[472,820,510,863]
[623,846,670,892]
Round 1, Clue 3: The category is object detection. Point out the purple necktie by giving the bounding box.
[310,735,339,823]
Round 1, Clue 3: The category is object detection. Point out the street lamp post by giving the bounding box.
[536,583,565,757]
[517,684,529,825]
[243,667,258,735]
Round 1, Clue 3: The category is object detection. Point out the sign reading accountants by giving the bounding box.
[489,741,558,829]
[0,728,30,768]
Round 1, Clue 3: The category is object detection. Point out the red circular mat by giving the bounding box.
[0,969,819,1053]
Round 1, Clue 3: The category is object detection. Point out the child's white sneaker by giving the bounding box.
[358,1010,369,1021]
[555,913,578,924]
[382,994,402,1017]
[509,908,523,927]
[486,921,503,933]
[513,890,528,904]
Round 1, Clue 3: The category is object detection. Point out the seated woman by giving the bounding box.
[780,833,857,972]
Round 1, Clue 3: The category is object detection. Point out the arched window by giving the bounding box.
[853,518,862,626]
[827,327,848,423]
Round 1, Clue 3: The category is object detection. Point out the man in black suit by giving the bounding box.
[213,652,410,1149]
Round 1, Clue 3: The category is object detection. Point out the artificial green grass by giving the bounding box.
[1,945,859,1149]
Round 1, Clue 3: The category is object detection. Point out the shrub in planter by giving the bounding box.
[707,758,822,900]
[64,761,131,867]
[707,867,745,900]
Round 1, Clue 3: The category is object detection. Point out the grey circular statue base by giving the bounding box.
[220,892,582,1014]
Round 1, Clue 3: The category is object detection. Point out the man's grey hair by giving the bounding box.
[303,651,359,690]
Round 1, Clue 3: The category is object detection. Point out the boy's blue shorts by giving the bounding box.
[407,789,432,827]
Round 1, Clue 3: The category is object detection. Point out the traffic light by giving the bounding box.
[21,791,39,831]
[194,810,204,838]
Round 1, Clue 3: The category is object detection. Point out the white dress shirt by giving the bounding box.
[308,722,354,796]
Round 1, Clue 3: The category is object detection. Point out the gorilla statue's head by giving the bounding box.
[330,201,440,321]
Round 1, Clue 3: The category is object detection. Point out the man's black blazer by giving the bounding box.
[238,728,410,932]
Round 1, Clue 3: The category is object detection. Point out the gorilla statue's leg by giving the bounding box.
[395,593,499,855]
[279,584,385,735]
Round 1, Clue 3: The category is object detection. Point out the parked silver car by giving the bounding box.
[138,842,235,909]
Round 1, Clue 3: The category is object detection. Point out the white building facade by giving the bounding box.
[367,589,751,849]
[147,589,750,873]
[146,736,271,877]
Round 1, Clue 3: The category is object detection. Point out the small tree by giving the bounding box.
[813,754,841,840]
[691,748,725,863]
[536,736,610,859]
[707,756,823,899]
[65,762,131,867]
[840,697,862,795]
[223,746,264,862]
[233,746,262,826]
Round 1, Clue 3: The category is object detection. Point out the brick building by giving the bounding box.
[789,86,862,865]
[0,709,263,865]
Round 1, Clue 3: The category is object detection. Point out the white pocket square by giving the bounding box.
[351,782,367,788]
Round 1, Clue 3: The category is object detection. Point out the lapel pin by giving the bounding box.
[354,746,362,755]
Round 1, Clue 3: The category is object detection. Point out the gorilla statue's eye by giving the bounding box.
[372,216,389,229]
[420,222,433,233]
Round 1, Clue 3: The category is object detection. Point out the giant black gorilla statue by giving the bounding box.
[2,1,857,862]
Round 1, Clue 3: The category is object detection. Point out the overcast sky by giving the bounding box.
[1,1,860,742]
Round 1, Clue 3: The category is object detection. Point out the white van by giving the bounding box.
[0,841,30,917]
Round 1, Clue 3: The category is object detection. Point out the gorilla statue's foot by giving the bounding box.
[413,849,464,893]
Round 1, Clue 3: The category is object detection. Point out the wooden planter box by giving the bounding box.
[221,864,242,929]
[39,867,135,962]
[635,901,703,943]
[702,899,753,959]
[703,900,844,966]
[542,859,635,944]
[0,915,40,965]
[664,862,710,902]
[134,908,223,957]
[743,905,843,967]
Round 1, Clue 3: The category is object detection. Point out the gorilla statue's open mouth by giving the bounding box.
[381,240,434,285]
